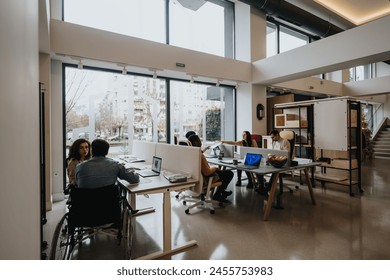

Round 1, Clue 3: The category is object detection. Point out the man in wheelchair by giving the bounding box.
[50,139,139,259]
[76,139,139,189]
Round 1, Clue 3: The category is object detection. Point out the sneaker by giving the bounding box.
[235,181,242,186]
[222,190,232,197]
[212,194,229,203]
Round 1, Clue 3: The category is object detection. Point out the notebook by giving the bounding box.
[237,153,262,169]
[137,156,162,177]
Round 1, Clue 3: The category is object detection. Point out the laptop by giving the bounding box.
[137,156,162,177]
[237,153,262,169]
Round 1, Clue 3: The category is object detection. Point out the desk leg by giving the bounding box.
[163,191,172,252]
[263,172,280,221]
[304,167,316,205]
[135,190,197,260]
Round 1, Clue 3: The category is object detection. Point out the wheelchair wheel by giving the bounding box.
[50,213,73,260]
[122,208,133,259]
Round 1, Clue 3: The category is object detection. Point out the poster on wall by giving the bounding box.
[314,99,348,151]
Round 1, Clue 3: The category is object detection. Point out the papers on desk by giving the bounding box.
[119,155,145,163]
[163,171,189,183]
[220,160,241,164]
[293,157,312,165]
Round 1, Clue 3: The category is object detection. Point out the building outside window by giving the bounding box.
[170,80,235,144]
[64,66,167,158]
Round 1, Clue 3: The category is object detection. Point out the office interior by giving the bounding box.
[1,0,390,260]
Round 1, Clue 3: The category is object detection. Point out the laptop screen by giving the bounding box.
[244,153,262,166]
[152,156,162,173]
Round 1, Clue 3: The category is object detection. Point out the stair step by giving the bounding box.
[374,156,390,160]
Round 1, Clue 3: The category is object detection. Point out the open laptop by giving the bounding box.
[137,156,162,177]
[237,153,262,169]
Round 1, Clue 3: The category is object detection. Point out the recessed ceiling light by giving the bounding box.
[314,0,390,25]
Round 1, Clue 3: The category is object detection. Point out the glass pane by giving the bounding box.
[63,0,166,43]
[169,0,234,58]
[266,23,277,57]
[65,66,167,159]
[170,80,235,145]
[280,26,308,53]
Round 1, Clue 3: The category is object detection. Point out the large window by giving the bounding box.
[65,66,167,158]
[63,0,166,43]
[63,0,234,58]
[266,22,277,57]
[169,0,234,58]
[65,66,236,159]
[170,80,235,144]
[279,26,308,53]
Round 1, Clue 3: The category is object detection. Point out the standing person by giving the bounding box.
[188,134,233,203]
[270,130,290,151]
[65,138,91,193]
[222,131,258,188]
[76,139,139,189]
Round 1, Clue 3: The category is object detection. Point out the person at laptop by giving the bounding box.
[255,130,291,195]
[222,131,258,189]
[76,139,139,189]
[188,134,233,203]
[270,129,290,151]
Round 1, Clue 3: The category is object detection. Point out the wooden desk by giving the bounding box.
[117,174,199,260]
[207,158,320,221]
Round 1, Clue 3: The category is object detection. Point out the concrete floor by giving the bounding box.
[44,158,390,260]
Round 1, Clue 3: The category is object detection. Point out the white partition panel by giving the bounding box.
[314,99,348,151]
[131,140,156,163]
[155,143,201,181]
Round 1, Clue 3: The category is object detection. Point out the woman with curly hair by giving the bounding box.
[65,138,91,191]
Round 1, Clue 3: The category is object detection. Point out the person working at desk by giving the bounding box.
[76,139,139,189]
[65,138,91,194]
[222,131,258,189]
[188,134,233,203]
[257,130,291,195]
[270,129,290,151]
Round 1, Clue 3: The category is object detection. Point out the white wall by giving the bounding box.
[0,0,40,259]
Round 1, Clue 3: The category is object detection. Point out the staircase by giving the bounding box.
[373,126,390,159]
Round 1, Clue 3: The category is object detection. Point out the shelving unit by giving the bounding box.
[272,97,363,196]
[314,99,363,196]
[272,103,315,185]
[273,103,315,160]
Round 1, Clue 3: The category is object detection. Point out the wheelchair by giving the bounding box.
[49,184,133,260]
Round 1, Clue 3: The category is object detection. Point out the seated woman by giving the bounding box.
[65,138,91,193]
[222,131,258,188]
[188,134,233,203]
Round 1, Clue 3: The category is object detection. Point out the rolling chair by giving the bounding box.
[182,173,223,215]
[276,130,298,208]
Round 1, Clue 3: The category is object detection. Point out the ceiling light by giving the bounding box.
[190,76,194,83]
[122,66,127,75]
[153,70,157,79]
[216,80,220,87]
[314,0,390,25]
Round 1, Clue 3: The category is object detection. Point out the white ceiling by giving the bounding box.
[287,0,390,28]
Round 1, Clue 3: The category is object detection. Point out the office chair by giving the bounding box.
[276,130,299,206]
[178,138,192,146]
[182,174,223,215]
[251,134,263,148]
